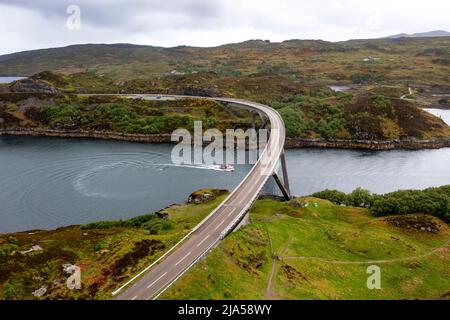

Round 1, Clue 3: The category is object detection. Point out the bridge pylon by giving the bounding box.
[225,106,292,201]
[272,150,292,201]
[251,110,291,201]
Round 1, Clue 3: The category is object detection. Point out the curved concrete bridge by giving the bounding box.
[114,95,290,300]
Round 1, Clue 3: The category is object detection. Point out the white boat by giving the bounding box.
[213,164,235,172]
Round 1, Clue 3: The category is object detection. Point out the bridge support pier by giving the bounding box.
[280,151,291,196]
[259,117,270,130]
[251,112,257,130]
[272,151,292,201]
[250,110,269,131]
[233,212,250,233]
[225,103,291,201]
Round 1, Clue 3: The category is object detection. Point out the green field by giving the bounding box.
[1,38,449,88]
[1,75,449,142]
[0,190,228,300]
[162,197,450,300]
[1,190,449,300]
[2,37,449,142]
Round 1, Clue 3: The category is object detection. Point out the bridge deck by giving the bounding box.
[114,96,286,300]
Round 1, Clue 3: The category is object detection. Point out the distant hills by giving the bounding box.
[386,30,450,39]
[0,36,449,86]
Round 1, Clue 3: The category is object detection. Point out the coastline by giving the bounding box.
[285,136,450,150]
[1,127,450,151]
[0,202,180,236]
[0,128,172,144]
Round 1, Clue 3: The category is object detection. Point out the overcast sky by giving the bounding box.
[0,0,449,55]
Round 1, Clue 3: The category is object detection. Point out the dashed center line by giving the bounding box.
[113,98,286,300]
[239,182,260,205]
[227,208,236,217]
[196,234,210,247]
[214,219,226,231]
[175,251,191,266]
[147,272,167,289]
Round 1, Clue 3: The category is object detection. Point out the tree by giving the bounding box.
[312,189,347,205]
[347,188,371,207]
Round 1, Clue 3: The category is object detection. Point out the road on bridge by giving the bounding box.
[114,96,286,300]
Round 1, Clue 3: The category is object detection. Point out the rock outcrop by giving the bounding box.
[1,128,449,151]
[0,128,172,143]
[285,137,450,150]
[187,189,228,204]
[9,78,60,94]
[168,86,221,97]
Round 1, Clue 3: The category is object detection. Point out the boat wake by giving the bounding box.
[73,161,234,199]
[156,163,235,172]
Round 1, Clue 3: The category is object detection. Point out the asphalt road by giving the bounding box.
[114,96,286,300]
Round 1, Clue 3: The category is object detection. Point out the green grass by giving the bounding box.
[4,70,449,140]
[161,197,450,300]
[0,93,254,135]
[0,190,228,300]
[1,38,450,87]
[1,192,448,300]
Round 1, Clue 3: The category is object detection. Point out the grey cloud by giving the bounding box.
[0,0,449,55]
[0,0,225,29]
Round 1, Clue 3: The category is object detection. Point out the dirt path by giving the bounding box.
[283,239,449,265]
[400,87,414,100]
[264,232,292,300]
[264,230,277,300]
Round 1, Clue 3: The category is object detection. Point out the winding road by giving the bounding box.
[113,96,286,300]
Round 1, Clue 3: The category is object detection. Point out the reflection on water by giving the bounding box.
[0,137,251,232]
[286,148,450,196]
[0,136,449,232]
[424,108,450,126]
[0,76,25,84]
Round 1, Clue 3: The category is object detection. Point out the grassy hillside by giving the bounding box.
[0,93,253,135]
[1,71,449,141]
[312,186,450,223]
[161,197,450,300]
[0,38,449,87]
[0,190,228,300]
[1,189,449,300]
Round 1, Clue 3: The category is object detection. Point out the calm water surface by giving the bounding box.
[0,76,25,84]
[0,136,449,232]
[425,108,450,126]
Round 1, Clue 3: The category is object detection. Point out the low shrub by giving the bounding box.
[313,185,450,222]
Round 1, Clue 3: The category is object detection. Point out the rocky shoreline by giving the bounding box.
[285,136,450,150]
[1,127,450,151]
[0,128,172,144]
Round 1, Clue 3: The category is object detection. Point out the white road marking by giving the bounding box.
[239,179,262,205]
[147,272,168,289]
[111,96,286,300]
[131,296,138,300]
[214,219,226,231]
[196,234,210,247]
[175,251,191,266]
[227,207,237,217]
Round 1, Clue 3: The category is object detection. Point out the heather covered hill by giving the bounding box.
[0,37,449,86]
[161,195,450,300]
[1,71,449,144]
